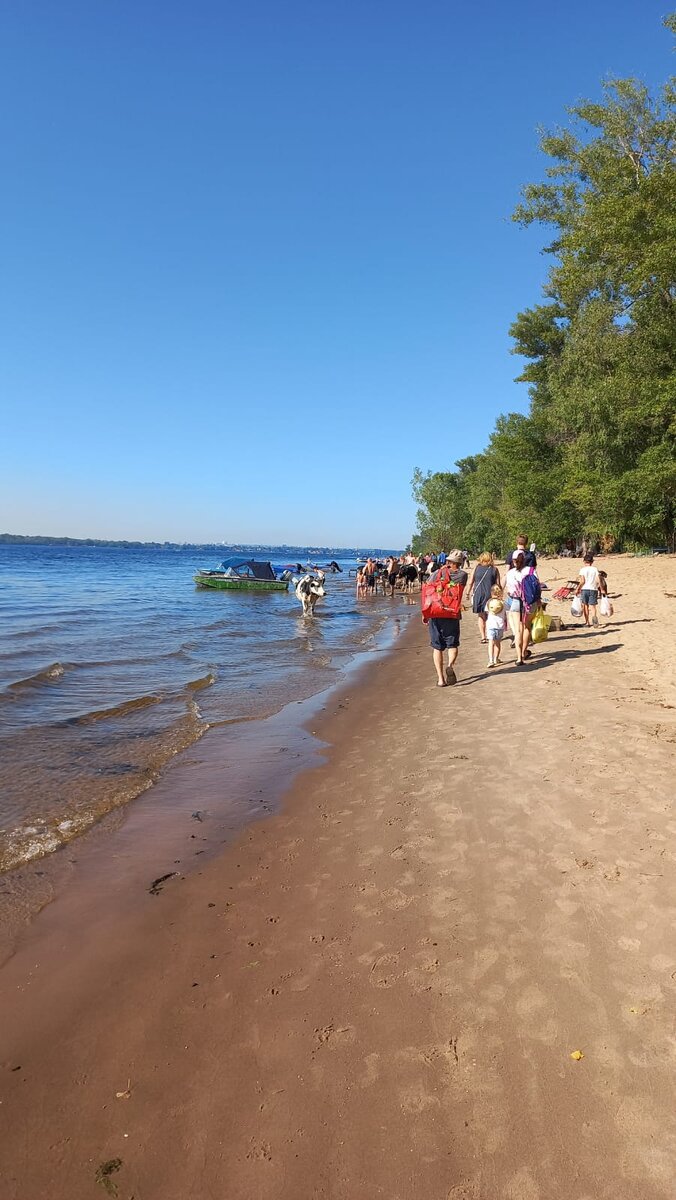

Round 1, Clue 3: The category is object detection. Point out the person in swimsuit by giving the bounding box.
[386,556,400,597]
[364,557,376,594]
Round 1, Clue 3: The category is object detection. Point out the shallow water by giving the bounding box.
[0,545,402,868]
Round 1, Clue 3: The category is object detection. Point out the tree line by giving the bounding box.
[412,14,676,557]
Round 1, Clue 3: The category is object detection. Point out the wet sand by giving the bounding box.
[1,557,675,1199]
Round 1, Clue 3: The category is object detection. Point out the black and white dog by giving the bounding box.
[292,571,326,616]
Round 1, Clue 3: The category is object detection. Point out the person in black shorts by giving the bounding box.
[386,555,400,597]
[422,550,468,686]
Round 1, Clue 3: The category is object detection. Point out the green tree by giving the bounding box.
[411,13,676,552]
[411,467,470,554]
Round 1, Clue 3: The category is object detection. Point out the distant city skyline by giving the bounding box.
[1,1,669,546]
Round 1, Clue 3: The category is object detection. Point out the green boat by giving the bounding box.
[194,556,289,592]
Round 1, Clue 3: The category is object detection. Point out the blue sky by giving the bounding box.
[1,1,671,545]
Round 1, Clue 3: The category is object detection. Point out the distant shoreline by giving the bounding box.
[0,534,400,554]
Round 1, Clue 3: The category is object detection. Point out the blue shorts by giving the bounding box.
[428,618,460,650]
[581,589,598,606]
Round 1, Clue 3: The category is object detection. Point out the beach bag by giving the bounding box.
[531,608,552,643]
[421,568,464,620]
[599,596,613,617]
[570,595,582,617]
[521,567,541,607]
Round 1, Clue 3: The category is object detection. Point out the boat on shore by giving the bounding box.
[194,556,289,592]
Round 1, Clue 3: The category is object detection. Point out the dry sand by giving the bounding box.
[1,555,675,1200]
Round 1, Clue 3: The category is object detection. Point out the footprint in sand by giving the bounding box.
[245,1140,272,1162]
[313,1023,355,1047]
[446,1179,481,1200]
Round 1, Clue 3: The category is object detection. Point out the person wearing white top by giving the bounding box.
[576,553,601,627]
[504,551,526,664]
[485,588,506,667]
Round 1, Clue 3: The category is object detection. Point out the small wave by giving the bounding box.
[0,622,70,641]
[71,649,191,668]
[69,694,163,725]
[202,623,251,635]
[0,807,138,872]
[4,662,71,694]
[0,710,209,871]
[186,672,216,692]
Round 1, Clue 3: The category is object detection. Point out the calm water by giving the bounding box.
[0,544,404,870]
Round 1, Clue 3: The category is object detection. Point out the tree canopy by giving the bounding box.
[412,13,676,556]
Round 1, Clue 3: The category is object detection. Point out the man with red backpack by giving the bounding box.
[421,549,468,687]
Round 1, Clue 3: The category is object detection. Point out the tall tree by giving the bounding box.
[411,13,676,552]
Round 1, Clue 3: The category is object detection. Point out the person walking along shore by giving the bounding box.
[421,550,468,687]
[504,551,527,665]
[467,553,501,644]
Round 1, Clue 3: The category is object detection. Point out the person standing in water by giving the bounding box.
[385,555,399,597]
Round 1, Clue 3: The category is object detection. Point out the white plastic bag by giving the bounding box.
[570,595,582,617]
[599,596,613,617]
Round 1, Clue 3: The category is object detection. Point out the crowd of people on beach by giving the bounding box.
[355,551,470,599]
[418,538,609,687]
[354,541,610,687]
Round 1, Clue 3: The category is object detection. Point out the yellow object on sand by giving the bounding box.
[531,609,552,643]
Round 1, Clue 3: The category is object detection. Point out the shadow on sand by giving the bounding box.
[458,641,621,688]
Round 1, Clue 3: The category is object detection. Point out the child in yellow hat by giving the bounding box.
[485,586,506,668]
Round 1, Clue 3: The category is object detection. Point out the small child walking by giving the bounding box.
[485,587,506,668]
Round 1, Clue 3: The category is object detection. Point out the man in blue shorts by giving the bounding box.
[422,549,468,687]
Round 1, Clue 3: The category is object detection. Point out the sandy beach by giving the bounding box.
[1,555,675,1199]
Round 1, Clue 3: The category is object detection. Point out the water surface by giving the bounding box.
[0,545,404,868]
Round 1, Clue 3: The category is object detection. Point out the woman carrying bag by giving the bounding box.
[421,550,469,687]
[467,553,501,644]
[504,551,527,665]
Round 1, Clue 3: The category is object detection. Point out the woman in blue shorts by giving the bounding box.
[504,551,526,665]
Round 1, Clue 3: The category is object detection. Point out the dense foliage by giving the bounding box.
[412,15,676,555]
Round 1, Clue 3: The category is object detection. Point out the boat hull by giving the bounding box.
[194,574,289,592]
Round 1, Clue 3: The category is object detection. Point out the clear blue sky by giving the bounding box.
[1,1,671,545]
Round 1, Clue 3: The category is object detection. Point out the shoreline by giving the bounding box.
[0,546,399,877]
[0,601,417,965]
[2,557,675,1197]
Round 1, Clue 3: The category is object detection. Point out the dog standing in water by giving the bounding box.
[293,571,326,616]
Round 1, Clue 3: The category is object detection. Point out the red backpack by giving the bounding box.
[421,568,464,620]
